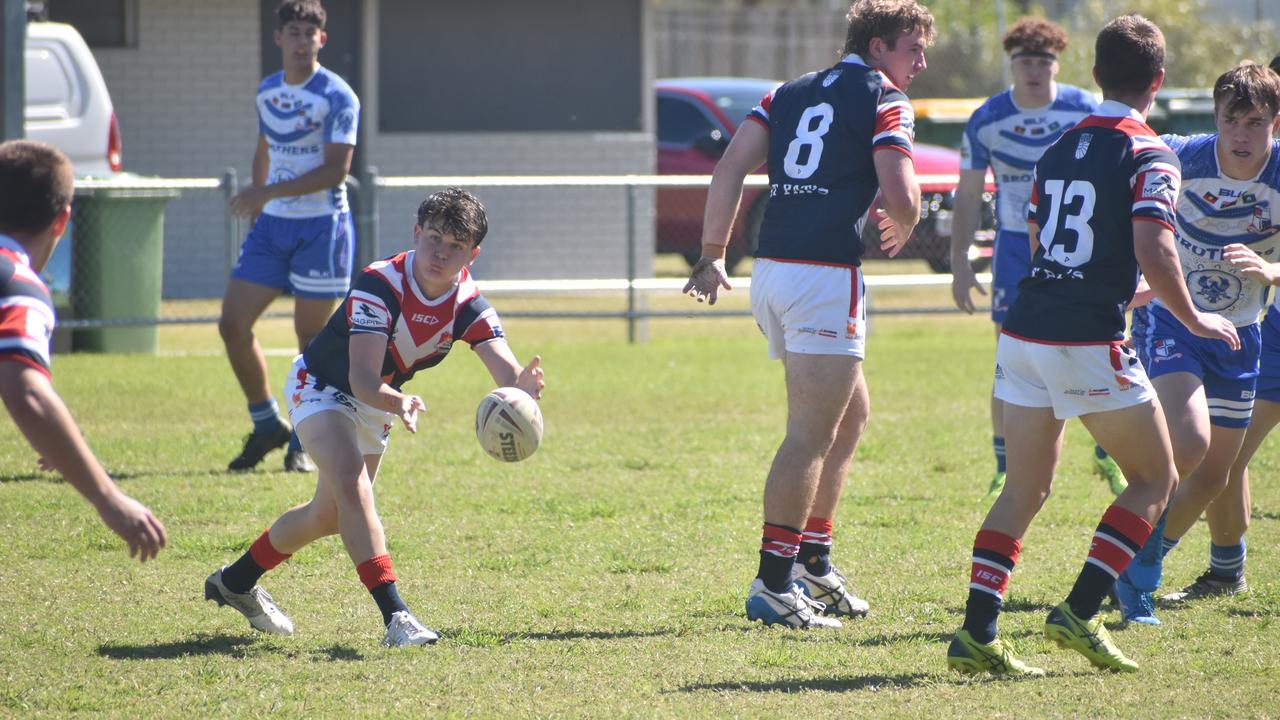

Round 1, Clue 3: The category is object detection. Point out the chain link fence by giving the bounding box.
[50,172,989,351]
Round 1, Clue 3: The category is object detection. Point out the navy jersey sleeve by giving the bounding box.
[872,83,913,156]
[457,294,505,347]
[746,90,773,129]
[345,270,400,338]
[1130,140,1181,230]
[0,255,55,377]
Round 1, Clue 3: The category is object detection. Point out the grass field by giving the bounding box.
[2,287,1278,718]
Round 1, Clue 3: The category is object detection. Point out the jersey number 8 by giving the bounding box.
[783,103,834,180]
[1038,178,1097,267]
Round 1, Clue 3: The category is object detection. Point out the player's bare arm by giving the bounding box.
[1134,220,1240,350]
[347,331,425,433]
[872,146,921,258]
[0,362,167,562]
[230,141,354,218]
[949,169,989,313]
[683,118,768,304]
[475,339,544,400]
[1224,242,1280,285]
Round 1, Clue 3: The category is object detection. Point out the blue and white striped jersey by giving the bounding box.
[256,66,360,219]
[1152,134,1280,327]
[961,84,1098,233]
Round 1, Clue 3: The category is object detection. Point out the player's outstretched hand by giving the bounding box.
[516,355,545,400]
[950,262,986,314]
[397,394,426,434]
[1224,243,1280,286]
[1187,311,1241,351]
[875,209,910,258]
[683,257,732,305]
[97,491,167,563]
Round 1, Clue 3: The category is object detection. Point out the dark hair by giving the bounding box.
[1213,62,1280,118]
[1003,17,1068,56]
[277,0,325,29]
[416,188,489,247]
[1094,14,1165,97]
[0,140,73,236]
[840,0,935,57]
[1270,52,1280,76]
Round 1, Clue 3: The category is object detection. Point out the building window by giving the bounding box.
[46,0,138,48]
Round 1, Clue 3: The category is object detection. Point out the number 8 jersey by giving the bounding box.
[1003,100,1181,343]
[747,54,914,267]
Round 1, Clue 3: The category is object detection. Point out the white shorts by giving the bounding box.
[994,333,1156,419]
[750,258,866,360]
[285,355,395,456]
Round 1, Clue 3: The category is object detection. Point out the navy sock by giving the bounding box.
[1209,541,1246,580]
[757,523,801,593]
[248,399,286,435]
[371,581,409,626]
[963,590,1002,645]
[964,529,1020,645]
[288,431,302,452]
[221,553,267,594]
[993,436,1006,474]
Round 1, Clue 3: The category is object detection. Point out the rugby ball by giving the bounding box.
[476,387,543,462]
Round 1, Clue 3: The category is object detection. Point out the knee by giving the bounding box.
[218,313,252,343]
[1172,434,1210,479]
[309,501,340,536]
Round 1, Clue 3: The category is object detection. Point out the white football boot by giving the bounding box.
[792,564,870,618]
[382,610,440,647]
[745,578,842,629]
[204,567,295,635]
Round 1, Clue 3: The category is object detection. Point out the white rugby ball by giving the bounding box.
[475,387,543,462]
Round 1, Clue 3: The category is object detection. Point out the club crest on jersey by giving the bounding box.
[823,69,842,87]
[1188,269,1241,312]
[1074,133,1092,159]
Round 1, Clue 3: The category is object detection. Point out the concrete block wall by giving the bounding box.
[85,0,655,298]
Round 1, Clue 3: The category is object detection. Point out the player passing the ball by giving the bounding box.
[205,188,544,646]
[945,15,1239,677]
[684,0,932,628]
[0,140,167,563]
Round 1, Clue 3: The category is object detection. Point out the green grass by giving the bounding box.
[1,308,1278,718]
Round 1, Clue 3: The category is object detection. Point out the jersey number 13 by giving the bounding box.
[1037,179,1097,267]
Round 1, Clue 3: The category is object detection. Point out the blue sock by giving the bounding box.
[1123,511,1169,591]
[288,431,302,452]
[993,436,1006,474]
[248,399,285,435]
[1209,540,1245,580]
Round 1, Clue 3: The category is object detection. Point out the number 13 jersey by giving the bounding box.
[1003,100,1181,343]
[747,54,914,267]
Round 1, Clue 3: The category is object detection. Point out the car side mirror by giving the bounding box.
[692,129,729,158]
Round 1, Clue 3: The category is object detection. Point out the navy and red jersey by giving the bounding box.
[0,235,56,378]
[747,54,914,267]
[302,251,503,395]
[1003,101,1181,343]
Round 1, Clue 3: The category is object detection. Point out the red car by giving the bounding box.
[656,77,994,273]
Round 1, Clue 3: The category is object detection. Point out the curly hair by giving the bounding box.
[1003,17,1068,56]
[1214,62,1280,119]
[416,188,490,247]
[840,0,935,57]
[1094,14,1164,97]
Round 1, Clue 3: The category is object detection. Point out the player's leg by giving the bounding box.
[794,371,870,618]
[948,400,1060,677]
[988,324,1008,497]
[949,334,1058,677]
[282,212,355,472]
[220,215,293,471]
[1164,399,1277,603]
[744,259,853,629]
[1045,397,1173,672]
[985,230,1028,497]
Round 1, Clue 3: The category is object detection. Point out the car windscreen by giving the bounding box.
[710,87,775,129]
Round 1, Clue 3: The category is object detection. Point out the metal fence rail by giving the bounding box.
[55,172,972,348]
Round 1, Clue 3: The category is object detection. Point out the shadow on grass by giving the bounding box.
[98,634,366,662]
[0,472,50,484]
[856,627,1038,648]
[678,672,933,693]
[98,634,259,660]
